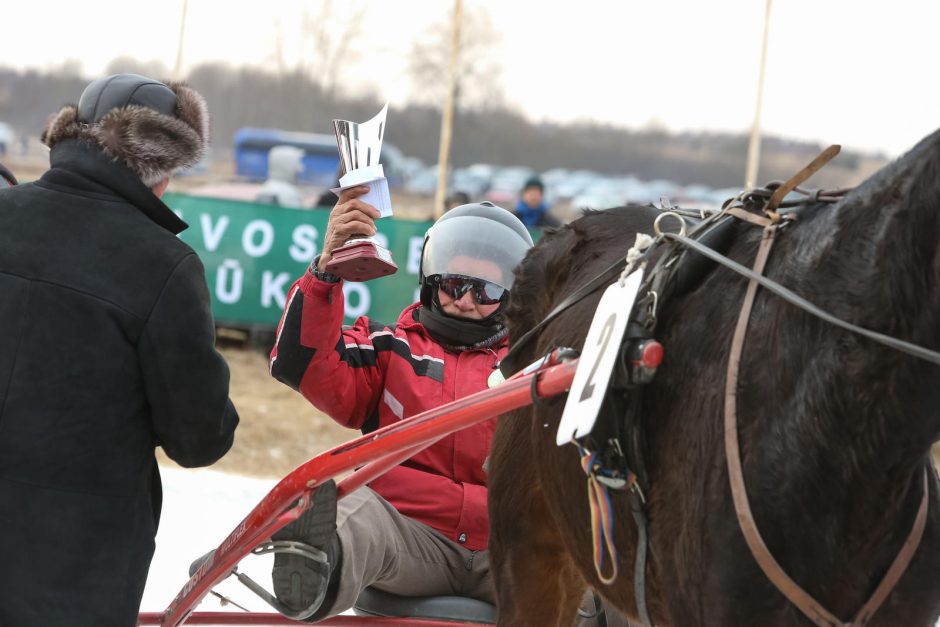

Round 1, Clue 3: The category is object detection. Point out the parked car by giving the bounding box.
[451,168,490,199]
[404,165,441,197]
[553,169,599,201]
[485,166,535,204]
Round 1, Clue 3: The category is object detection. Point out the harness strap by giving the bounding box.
[765,144,842,216]
[724,206,776,228]
[579,447,623,585]
[724,223,930,627]
[578,443,654,627]
[851,470,928,625]
[660,231,940,367]
[628,488,654,627]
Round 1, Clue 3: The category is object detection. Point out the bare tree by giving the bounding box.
[105,57,171,80]
[0,64,877,190]
[265,17,289,76]
[292,0,367,97]
[47,60,86,79]
[406,6,505,112]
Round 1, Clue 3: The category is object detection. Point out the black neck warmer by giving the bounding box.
[417,305,507,352]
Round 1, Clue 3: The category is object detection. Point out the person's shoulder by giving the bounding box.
[123,215,200,276]
[396,302,423,330]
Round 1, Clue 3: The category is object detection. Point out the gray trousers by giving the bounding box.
[322,487,492,618]
[322,487,635,627]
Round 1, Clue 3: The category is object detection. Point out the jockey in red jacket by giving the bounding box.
[268,191,533,620]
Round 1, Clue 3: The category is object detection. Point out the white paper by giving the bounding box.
[330,164,393,218]
[338,164,385,187]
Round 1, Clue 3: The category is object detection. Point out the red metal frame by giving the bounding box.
[137,612,492,626]
[140,359,577,626]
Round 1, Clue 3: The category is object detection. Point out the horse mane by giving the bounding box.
[847,126,940,207]
[506,206,662,365]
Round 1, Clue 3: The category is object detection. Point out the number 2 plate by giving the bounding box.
[556,269,644,446]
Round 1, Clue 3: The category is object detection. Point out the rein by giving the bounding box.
[501,256,628,377]
[660,230,940,366]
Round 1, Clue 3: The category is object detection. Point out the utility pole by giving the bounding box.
[745,0,772,190]
[173,0,189,81]
[433,0,462,219]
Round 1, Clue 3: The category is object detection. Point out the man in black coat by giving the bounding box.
[0,74,240,625]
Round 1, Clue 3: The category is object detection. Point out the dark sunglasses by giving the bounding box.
[431,274,507,305]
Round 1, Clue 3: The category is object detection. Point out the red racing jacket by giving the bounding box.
[269,271,505,550]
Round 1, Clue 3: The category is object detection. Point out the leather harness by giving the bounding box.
[723,216,930,627]
[506,146,939,626]
[666,147,936,625]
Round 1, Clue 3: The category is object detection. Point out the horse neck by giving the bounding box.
[658,218,937,526]
[729,215,937,531]
[790,180,940,453]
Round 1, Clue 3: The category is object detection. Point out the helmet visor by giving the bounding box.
[423,215,531,290]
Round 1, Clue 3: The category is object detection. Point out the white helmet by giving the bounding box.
[419,201,533,308]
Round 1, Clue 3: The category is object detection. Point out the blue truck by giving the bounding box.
[234,127,407,188]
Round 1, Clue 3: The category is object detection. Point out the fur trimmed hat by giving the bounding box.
[42,73,209,187]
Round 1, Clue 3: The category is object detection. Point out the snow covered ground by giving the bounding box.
[143,465,940,624]
[141,465,280,614]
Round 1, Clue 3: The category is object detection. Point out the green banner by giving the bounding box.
[165,192,435,328]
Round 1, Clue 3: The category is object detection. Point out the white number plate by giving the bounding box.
[556,270,643,446]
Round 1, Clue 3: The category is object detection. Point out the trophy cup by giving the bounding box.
[324,104,398,282]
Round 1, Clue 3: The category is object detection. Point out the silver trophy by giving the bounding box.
[325,104,398,282]
[333,103,387,174]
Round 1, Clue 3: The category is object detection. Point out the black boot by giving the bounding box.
[271,479,339,620]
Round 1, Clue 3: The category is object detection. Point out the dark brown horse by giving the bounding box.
[488,130,940,626]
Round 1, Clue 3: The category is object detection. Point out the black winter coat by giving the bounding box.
[0,140,239,625]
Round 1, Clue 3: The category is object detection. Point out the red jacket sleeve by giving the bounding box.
[269,272,389,429]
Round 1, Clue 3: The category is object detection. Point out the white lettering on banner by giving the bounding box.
[262,271,291,309]
[242,220,275,258]
[407,236,425,274]
[343,283,371,318]
[373,232,389,250]
[216,259,244,304]
[289,225,319,262]
[201,213,230,252]
[413,286,422,303]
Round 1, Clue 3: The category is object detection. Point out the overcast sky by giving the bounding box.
[4,0,938,157]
